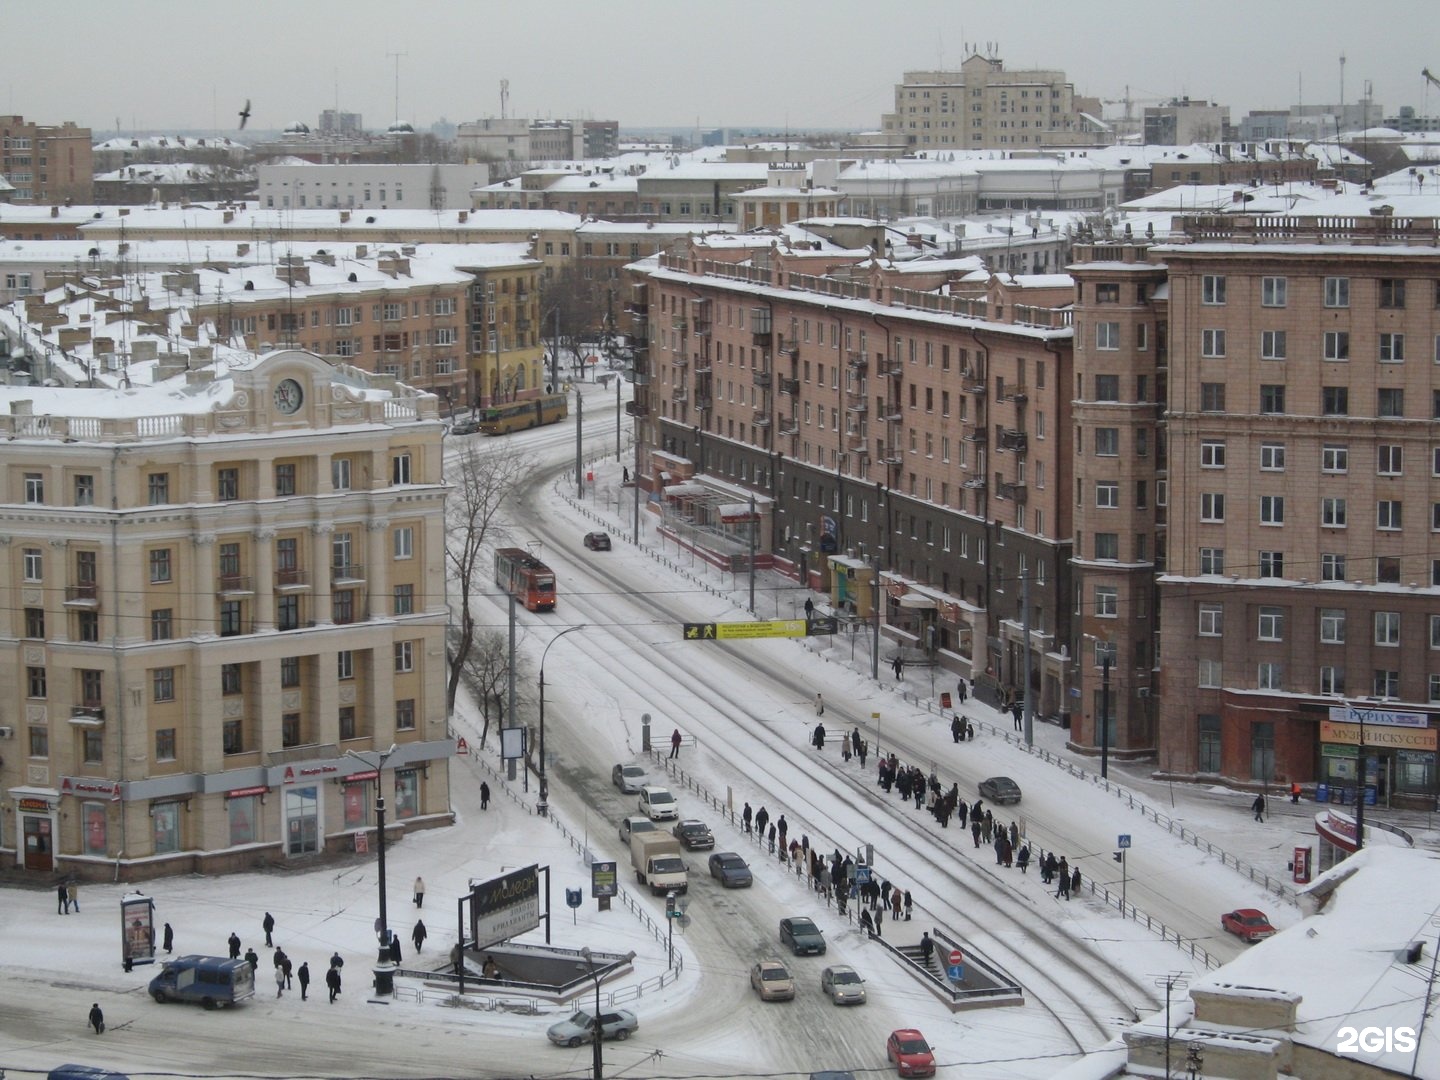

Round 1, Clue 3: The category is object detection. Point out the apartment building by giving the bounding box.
[0,348,452,879]
[881,54,1103,151]
[256,163,491,211]
[0,115,93,205]
[629,236,1076,715]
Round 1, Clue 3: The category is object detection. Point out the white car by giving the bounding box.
[638,785,678,821]
[612,763,648,794]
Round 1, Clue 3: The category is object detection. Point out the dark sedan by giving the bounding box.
[779,916,826,955]
[673,819,714,850]
[708,851,752,888]
[583,531,612,551]
[978,776,1022,805]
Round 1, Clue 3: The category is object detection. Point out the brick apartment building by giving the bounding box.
[0,115,93,205]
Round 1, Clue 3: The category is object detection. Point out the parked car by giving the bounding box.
[750,958,796,1001]
[978,776,1022,805]
[583,531,612,551]
[639,785,679,821]
[886,1029,936,1077]
[1221,908,1277,943]
[672,819,714,850]
[612,763,648,794]
[448,417,482,436]
[780,916,826,956]
[708,851,753,888]
[820,964,867,1005]
[618,814,656,845]
[546,1008,638,1047]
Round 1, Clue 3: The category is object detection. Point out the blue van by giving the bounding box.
[49,1068,129,1080]
[148,955,255,1008]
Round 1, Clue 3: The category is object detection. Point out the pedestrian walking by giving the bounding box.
[904,890,913,920]
[281,952,293,988]
[413,877,426,908]
[1011,702,1023,731]
[480,781,491,810]
[776,815,788,853]
[754,806,769,839]
[88,1003,105,1034]
[957,679,968,704]
[1017,844,1031,873]
[860,909,874,936]
[67,881,80,912]
[275,964,286,998]
[388,933,402,965]
[891,888,902,920]
[951,715,962,743]
[163,922,174,953]
[1056,858,1070,899]
[1009,821,1019,849]
[58,882,69,915]
[874,905,884,937]
[742,802,753,834]
[858,739,868,767]
[326,965,342,1003]
[920,931,934,965]
[669,727,682,758]
[228,932,241,959]
[812,722,826,750]
[892,655,904,680]
[814,693,825,716]
[298,961,310,1001]
[1252,793,1266,822]
[971,819,982,848]
[1070,867,1082,897]
[841,737,852,763]
[245,947,259,971]
[803,597,814,620]
[330,951,344,972]
[262,911,275,947]
[1290,781,1302,804]
[851,728,861,756]
[412,920,427,953]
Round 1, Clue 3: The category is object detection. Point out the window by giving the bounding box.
[1260,551,1285,578]
[337,650,354,680]
[1321,666,1346,695]
[1379,278,1407,309]
[1095,428,1120,456]
[280,656,300,688]
[394,583,414,615]
[1198,714,1221,770]
[150,608,173,640]
[1261,277,1287,307]
[1201,493,1225,522]
[1321,553,1346,582]
[146,472,170,504]
[1200,547,1225,575]
[1096,322,1119,350]
[338,706,356,741]
[331,458,352,490]
[1201,329,1226,357]
[393,526,413,559]
[1374,670,1400,698]
[394,640,414,673]
[24,607,44,638]
[1378,500,1403,530]
[26,724,47,757]
[282,713,301,748]
[1323,444,1349,473]
[1094,586,1118,617]
[1375,611,1401,646]
[274,463,296,496]
[24,472,43,503]
[149,548,172,583]
[1432,614,1440,650]
[1198,604,1223,636]
[1258,607,1284,641]
[1260,385,1286,414]
[27,665,46,697]
[1096,283,1120,303]
[152,667,175,702]
[155,728,176,762]
[1379,445,1403,475]
[276,594,299,631]
[73,474,94,505]
[217,467,239,501]
[1094,374,1120,401]
[1322,497,1348,527]
[1202,275,1226,304]
[1260,330,1287,359]
[392,454,412,485]
[1258,662,1283,690]
[1322,386,1349,416]
[1380,333,1405,363]
[1094,533,1119,560]
[396,699,416,731]
[1259,495,1285,525]
[1198,658,1223,689]
[221,663,241,695]
[1201,441,1226,468]
[1379,388,1404,417]
[1321,609,1346,644]
[22,547,42,581]
[1324,276,1350,308]
[1259,443,1285,471]
[1096,481,1119,508]
[83,729,103,764]
[1324,331,1350,361]
[1200,382,1226,412]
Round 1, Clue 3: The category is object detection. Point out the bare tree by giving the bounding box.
[540,265,607,391]
[445,440,532,715]
[458,627,533,746]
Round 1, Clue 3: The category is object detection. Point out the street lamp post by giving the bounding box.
[578,948,636,1080]
[345,743,398,995]
[538,625,587,817]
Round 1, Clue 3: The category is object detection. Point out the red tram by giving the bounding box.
[494,547,557,612]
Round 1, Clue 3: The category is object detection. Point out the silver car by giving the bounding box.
[546,1008,638,1047]
[820,964,867,1005]
[612,763,648,794]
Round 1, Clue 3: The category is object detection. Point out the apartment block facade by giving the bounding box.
[1,349,453,879]
[0,115,93,205]
[630,238,1076,716]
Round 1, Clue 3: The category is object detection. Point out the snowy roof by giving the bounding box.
[92,135,243,152]
[94,163,247,184]
[74,205,582,234]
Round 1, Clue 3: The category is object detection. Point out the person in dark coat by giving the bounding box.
[412,920,427,953]
[228,931,241,959]
[281,953,293,988]
[262,911,275,947]
[920,931,934,965]
[971,819,982,848]
[812,722,825,749]
[904,890,913,920]
[163,922,174,953]
[1252,793,1266,822]
[859,908,874,935]
[298,961,311,1000]
[957,679,968,704]
[851,728,861,756]
[480,781,491,810]
[89,1002,104,1034]
[58,882,69,915]
[754,806,769,839]
[326,964,342,1003]
[669,727,682,759]
[1017,844,1031,873]
[1070,866,1082,897]
[951,715,963,743]
[776,815,788,853]
[388,932,402,965]
[330,951,344,972]
[742,802,753,833]
[1056,858,1070,899]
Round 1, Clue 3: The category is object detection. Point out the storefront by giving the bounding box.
[1317,706,1437,811]
[12,789,58,872]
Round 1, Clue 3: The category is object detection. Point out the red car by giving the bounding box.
[1221,908,1277,943]
[886,1029,936,1077]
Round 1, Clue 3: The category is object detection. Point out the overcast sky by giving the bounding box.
[9,0,1439,136]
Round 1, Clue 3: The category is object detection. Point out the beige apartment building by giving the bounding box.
[881,54,1103,151]
[0,115,93,205]
[630,237,1076,715]
[0,349,453,879]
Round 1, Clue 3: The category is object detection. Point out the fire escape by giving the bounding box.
[624,282,650,419]
[750,306,773,450]
[961,366,988,498]
[691,297,712,415]
[844,345,868,467]
[993,376,1029,505]
[777,319,800,441]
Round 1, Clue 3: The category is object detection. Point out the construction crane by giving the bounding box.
[1101,85,1168,130]
[1424,67,1440,92]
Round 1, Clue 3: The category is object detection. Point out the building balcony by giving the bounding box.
[752,411,771,426]
[624,401,650,417]
[999,429,1028,453]
[331,565,366,585]
[777,418,799,435]
[692,360,711,374]
[70,706,105,724]
[997,480,1028,503]
[672,317,688,333]
[961,477,986,491]
[846,350,867,370]
[753,371,772,388]
[671,354,689,368]
[883,361,903,378]
[275,568,311,589]
[778,377,800,395]
[693,318,711,337]
[999,385,1029,403]
[628,370,651,385]
[779,337,799,356]
[216,574,254,595]
[695,395,712,411]
[847,433,868,452]
[671,385,689,402]
[65,584,99,606]
[962,429,988,443]
[752,331,772,348]
[846,400,868,414]
[962,377,987,395]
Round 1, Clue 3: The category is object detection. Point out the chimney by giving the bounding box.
[340,210,351,224]
[237,242,250,257]
[50,205,59,218]
[223,210,235,224]
[458,210,469,223]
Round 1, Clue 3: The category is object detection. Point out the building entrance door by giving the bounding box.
[22,814,53,872]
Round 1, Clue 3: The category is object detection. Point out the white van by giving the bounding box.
[639,785,679,821]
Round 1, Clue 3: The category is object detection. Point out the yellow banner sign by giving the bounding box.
[1320,720,1437,751]
[682,620,807,641]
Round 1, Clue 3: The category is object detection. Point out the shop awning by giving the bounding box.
[898,593,937,610]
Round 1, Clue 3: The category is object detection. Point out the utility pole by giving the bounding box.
[747,492,756,615]
[507,594,519,784]
[1021,568,1033,746]
[575,386,584,499]
[1100,650,1112,780]
[615,374,622,460]
[385,51,407,128]
[870,555,881,681]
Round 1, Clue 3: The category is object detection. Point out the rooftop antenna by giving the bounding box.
[500,79,510,121]
[1338,53,1346,138]
[386,50,407,127]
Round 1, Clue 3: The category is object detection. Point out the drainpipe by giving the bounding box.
[966,326,992,684]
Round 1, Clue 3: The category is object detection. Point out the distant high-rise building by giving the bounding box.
[319,109,364,136]
[0,115,93,205]
[1143,99,1232,145]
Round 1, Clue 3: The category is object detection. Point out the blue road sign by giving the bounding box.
[948,964,964,982]
[1117,834,1132,849]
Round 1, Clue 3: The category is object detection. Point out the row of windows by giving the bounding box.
[1198,493,1425,531]
[1198,274,1436,309]
[1198,604,1440,648]
[1192,550,1438,586]
[1198,441,1440,475]
[1194,328,1432,363]
[1195,661,1428,701]
[1196,383,1417,418]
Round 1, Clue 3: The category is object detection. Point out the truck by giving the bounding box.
[630,831,688,895]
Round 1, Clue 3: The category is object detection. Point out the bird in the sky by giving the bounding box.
[238,99,251,130]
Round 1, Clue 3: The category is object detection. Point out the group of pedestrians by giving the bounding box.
[224,913,347,1003]
[56,880,80,914]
